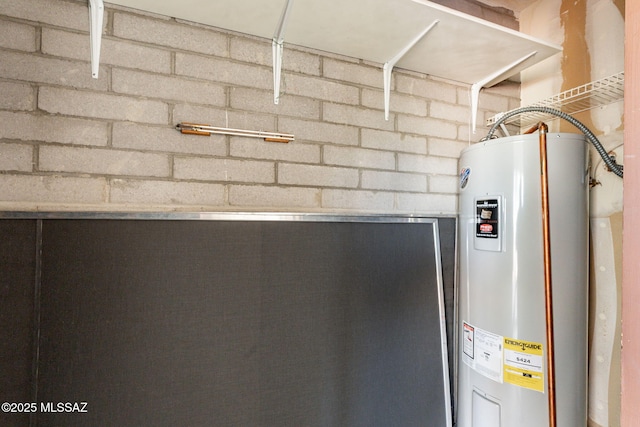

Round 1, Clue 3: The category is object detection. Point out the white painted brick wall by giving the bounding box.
[0,0,88,32]
[397,193,457,214]
[39,146,171,177]
[398,115,458,139]
[229,36,322,77]
[323,146,395,170]
[38,87,168,124]
[429,138,470,158]
[361,129,427,154]
[278,118,358,146]
[228,37,274,68]
[0,175,107,204]
[361,88,428,117]
[398,154,458,175]
[113,13,229,56]
[112,69,226,106]
[322,58,382,88]
[230,87,320,120]
[0,0,520,215]
[222,111,277,135]
[430,102,472,124]
[109,179,225,206]
[282,74,360,105]
[0,143,33,172]
[361,171,427,193]
[0,82,34,111]
[0,111,109,146]
[0,20,36,52]
[172,104,230,127]
[230,138,320,163]
[113,122,226,156]
[0,51,107,91]
[279,163,359,188]
[42,28,172,74]
[323,103,395,131]
[174,157,275,183]
[176,53,272,91]
[395,74,458,103]
[429,175,460,194]
[229,185,320,208]
[322,189,395,211]
[280,49,323,77]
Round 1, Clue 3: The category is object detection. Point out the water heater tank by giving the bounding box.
[456,132,589,427]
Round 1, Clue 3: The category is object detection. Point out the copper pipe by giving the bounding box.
[523,123,542,134]
[538,122,557,427]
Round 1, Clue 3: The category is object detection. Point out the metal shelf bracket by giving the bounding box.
[383,20,439,120]
[272,0,295,105]
[470,50,537,133]
[88,0,104,79]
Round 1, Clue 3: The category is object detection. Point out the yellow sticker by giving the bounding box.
[503,337,544,393]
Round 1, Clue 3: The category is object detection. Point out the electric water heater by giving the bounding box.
[456,133,589,427]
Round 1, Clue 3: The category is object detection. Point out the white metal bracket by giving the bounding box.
[272,40,284,104]
[383,20,439,120]
[88,0,104,79]
[176,122,294,143]
[470,50,537,133]
[272,0,295,105]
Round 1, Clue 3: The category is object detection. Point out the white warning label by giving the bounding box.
[462,322,504,383]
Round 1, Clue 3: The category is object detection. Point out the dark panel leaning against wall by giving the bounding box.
[12,217,455,427]
[257,221,447,427]
[437,217,457,407]
[0,220,38,427]
[37,220,265,427]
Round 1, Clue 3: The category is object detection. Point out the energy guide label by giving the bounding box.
[462,323,545,392]
[503,337,544,393]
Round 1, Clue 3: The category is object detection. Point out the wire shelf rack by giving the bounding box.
[486,71,624,129]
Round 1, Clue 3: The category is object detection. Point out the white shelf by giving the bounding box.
[98,0,561,127]
[106,0,560,84]
[486,71,625,129]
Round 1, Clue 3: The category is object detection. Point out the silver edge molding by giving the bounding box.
[0,211,452,223]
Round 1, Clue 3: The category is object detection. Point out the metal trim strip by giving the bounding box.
[0,211,452,223]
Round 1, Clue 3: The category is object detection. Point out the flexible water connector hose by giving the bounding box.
[485,106,623,178]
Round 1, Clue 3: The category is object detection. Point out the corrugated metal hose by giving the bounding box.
[484,106,624,178]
